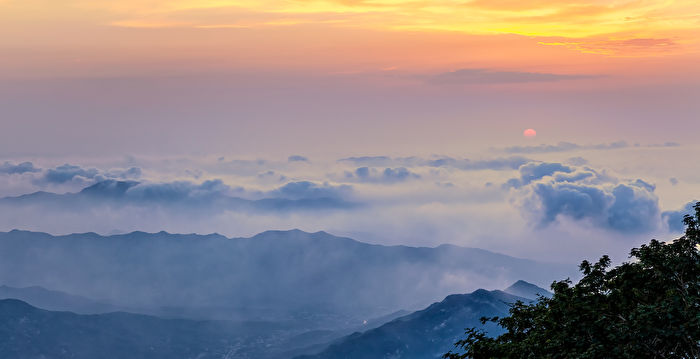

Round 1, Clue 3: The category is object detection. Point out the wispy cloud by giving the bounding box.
[427,69,599,85]
[540,37,679,56]
[501,141,679,154]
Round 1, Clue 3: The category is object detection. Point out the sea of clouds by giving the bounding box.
[0,141,695,263]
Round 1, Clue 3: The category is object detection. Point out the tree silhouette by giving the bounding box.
[445,202,700,359]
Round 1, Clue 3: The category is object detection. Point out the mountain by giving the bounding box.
[0,179,354,212]
[0,284,120,314]
[0,284,546,359]
[298,283,545,359]
[504,279,552,299]
[0,229,573,326]
[0,298,415,359]
[0,298,312,359]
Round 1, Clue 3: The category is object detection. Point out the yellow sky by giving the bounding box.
[1,0,699,79]
[81,0,700,40]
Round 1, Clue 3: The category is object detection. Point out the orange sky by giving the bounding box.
[1,0,699,81]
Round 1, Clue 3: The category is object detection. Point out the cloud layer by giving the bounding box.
[0,147,692,262]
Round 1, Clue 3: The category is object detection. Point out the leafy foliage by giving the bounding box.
[446,202,700,359]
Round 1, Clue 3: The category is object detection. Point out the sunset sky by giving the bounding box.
[3,0,700,153]
[1,0,699,262]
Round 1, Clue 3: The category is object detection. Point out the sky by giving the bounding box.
[1,0,699,263]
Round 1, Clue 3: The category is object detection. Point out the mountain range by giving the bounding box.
[0,229,572,325]
[0,282,550,359]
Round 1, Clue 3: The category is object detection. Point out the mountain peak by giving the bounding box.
[79,180,139,197]
[504,280,551,300]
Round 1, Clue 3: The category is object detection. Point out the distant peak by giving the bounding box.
[504,280,552,299]
[509,280,534,287]
[79,180,139,196]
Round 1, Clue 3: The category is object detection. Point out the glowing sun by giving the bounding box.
[523,128,536,137]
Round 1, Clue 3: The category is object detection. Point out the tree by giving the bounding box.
[445,202,700,359]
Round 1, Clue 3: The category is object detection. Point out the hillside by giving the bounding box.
[297,284,544,359]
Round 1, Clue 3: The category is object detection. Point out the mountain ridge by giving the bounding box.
[297,285,540,359]
[0,229,575,326]
[0,228,558,266]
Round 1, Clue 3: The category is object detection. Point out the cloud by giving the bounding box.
[339,156,395,166]
[123,179,231,203]
[30,164,142,187]
[338,155,529,171]
[345,167,420,183]
[267,181,352,200]
[662,201,698,232]
[528,182,659,233]
[78,180,140,198]
[106,167,142,179]
[540,38,678,56]
[427,156,530,171]
[508,161,660,233]
[505,142,581,154]
[1,178,357,215]
[428,69,598,85]
[502,141,683,154]
[505,162,573,188]
[567,157,588,166]
[257,170,287,182]
[40,164,100,184]
[648,142,680,148]
[503,141,631,154]
[382,167,418,182]
[288,155,309,163]
[0,161,40,175]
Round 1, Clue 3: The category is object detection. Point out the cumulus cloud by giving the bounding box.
[509,162,660,233]
[530,182,658,233]
[0,161,40,174]
[504,162,573,188]
[662,201,698,232]
[40,164,100,184]
[428,69,597,85]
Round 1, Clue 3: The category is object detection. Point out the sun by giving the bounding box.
[523,128,536,137]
